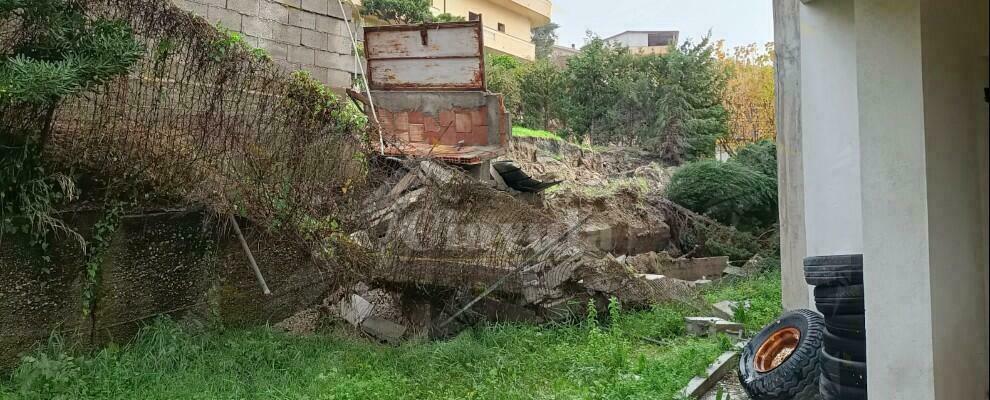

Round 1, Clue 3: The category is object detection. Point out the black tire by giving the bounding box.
[823,330,866,362]
[820,349,867,388]
[739,309,824,400]
[803,254,863,266]
[820,372,867,400]
[804,254,863,287]
[814,285,865,316]
[825,314,866,339]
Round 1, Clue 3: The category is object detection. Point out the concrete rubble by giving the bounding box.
[324,158,743,342]
[685,317,745,337]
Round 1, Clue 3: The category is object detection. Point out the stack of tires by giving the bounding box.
[805,254,867,400]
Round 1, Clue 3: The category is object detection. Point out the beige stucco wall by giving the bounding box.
[432,0,545,60]
[352,0,550,60]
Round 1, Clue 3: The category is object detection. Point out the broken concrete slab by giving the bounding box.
[339,294,373,326]
[712,300,738,321]
[681,351,741,399]
[722,266,749,278]
[361,316,408,343]
[625,252,728,281]
[635,273,666,281]
[685,317,744,337]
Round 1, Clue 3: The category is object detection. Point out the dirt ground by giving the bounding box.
[701,374,752,400]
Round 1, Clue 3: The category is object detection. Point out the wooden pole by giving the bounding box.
[228,214,271,296]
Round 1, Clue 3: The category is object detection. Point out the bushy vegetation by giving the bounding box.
[665,140,778,232]
[486,36,728,165]
[1,0,142,253]
[360,0,464,23]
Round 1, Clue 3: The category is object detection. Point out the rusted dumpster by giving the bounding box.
[358,20,510,165]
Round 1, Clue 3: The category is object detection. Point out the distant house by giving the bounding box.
[550,44,579,66]
[603,30,679,55]
[353,0,552,61]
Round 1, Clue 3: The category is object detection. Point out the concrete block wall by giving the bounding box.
[172,0,359,88]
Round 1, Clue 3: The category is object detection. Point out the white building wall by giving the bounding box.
[853,1,936,398]
[607,32,648,47]
[798,0,862,306]
[783,0,989,398]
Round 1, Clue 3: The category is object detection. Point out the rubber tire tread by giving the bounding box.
[814,285,865,316]
[823,330,866,362]
[804,254,863,266]
[738,309,825,400]
[804,268,863,286]
[820,349,867,388]
[814,284,864,299]
[825,315,866,339]
[820,372,867,400]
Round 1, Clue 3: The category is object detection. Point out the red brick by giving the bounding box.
[424,116,440,134]
[471,107,487,126]
[470,125,489,145]
[408,112,424,124]
[408,124,425,142]
[455,112,472,133]
[393,112,409,132]
[439,111,456,131]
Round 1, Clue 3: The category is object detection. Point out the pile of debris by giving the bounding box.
[304,159,752,341]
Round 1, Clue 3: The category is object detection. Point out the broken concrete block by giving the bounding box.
[635,273,667,281]
[686,317,744,337]
[340,294,373,326]
[722,265,750,277]
[361,316,407,343]
[680,351,740,399]
[690,278,713,288]
[712,300,738,321]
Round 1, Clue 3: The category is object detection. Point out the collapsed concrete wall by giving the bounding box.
[0,210,326,369]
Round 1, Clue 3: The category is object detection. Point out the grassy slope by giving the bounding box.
[2,275,781,400]
[511,126,565,141]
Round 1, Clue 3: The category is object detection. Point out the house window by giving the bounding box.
[647,33,673,47]
[468,12,480,21]
[497,23,506,33]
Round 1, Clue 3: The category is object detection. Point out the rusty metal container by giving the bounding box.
[361,20,509,165]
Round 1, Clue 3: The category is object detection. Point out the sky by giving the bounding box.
[551,0,774,50]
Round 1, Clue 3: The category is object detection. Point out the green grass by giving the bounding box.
[1,276,782,400]
[511,126,565,141]
[703,266,783,333]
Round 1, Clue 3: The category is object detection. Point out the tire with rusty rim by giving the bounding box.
[739,309,825,400]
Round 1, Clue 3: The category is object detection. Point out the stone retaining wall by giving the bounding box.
[172,0,359,87]
[0,210,328,370]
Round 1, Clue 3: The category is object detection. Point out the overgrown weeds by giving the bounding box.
[0,302,749,400]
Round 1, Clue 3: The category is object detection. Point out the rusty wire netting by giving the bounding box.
[7,1,378,235]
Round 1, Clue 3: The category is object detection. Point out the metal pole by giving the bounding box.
[336,0,386,155]
[228,214,271,296]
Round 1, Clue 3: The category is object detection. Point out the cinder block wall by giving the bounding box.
[172,0,359,88]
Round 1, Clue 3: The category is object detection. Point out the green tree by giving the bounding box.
[1,0,141,251]
[652,37,729,163]
[360,0,433,24]
[531,22,559,60]
[484,53,522,117]
[517,60,565,130]
[562,35,637,143]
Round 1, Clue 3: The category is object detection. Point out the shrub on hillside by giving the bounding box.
[665,159,777,231]
[731,139,777,177]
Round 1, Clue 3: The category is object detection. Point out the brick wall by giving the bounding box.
[172,0,358,88]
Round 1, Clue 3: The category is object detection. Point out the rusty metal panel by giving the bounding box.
[364,21,485,91]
